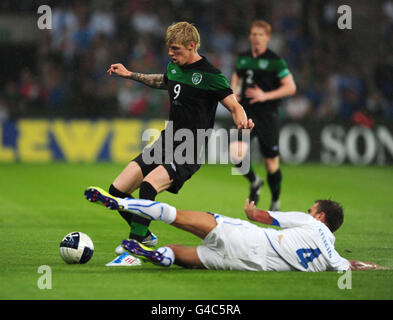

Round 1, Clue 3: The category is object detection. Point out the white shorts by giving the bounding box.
[196,214,269,271]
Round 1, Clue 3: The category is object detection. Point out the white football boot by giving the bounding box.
[105,252,142,267]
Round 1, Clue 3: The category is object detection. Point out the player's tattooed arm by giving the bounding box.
[127,73,167,90]
[107,63,167,90]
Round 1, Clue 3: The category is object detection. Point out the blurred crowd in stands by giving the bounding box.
[0,0,392,125]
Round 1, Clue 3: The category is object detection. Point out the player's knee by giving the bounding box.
[265,157,280,173]
[139,181,158,201]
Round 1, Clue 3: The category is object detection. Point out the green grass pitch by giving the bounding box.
[0,162,392,300]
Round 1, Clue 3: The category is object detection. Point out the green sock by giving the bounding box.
[129,215,151,242]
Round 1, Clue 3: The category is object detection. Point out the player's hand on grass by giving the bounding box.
[245,85,269,104]
[349,260,389,271]
[107,63,132,78]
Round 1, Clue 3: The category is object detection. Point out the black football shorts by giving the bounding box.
[239,111,280,158]
[132,132,201,194]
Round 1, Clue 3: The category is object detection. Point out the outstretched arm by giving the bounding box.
[349,260,389,271]
[244,198,274,225]
[107,63,167,89]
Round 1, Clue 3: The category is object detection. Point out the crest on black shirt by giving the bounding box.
[192,72,202,85]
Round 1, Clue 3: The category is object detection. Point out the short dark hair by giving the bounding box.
[315,200,344,233]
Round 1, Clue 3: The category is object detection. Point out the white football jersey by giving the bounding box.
[263,211,350,272]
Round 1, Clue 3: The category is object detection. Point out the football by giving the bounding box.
[59,232,94,264]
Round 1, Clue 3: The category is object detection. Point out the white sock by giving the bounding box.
[159,203,177,224]
[157,246,175,267]
[118,198,177,224]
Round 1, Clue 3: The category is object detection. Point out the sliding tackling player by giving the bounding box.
[85,186,387,272]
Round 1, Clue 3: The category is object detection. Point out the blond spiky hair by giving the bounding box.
[166,21,201,52]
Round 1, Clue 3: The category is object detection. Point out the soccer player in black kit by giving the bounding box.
[86,22,254,255]
[230,20,296,211]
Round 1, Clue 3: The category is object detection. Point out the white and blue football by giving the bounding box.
[59,232,94,264]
